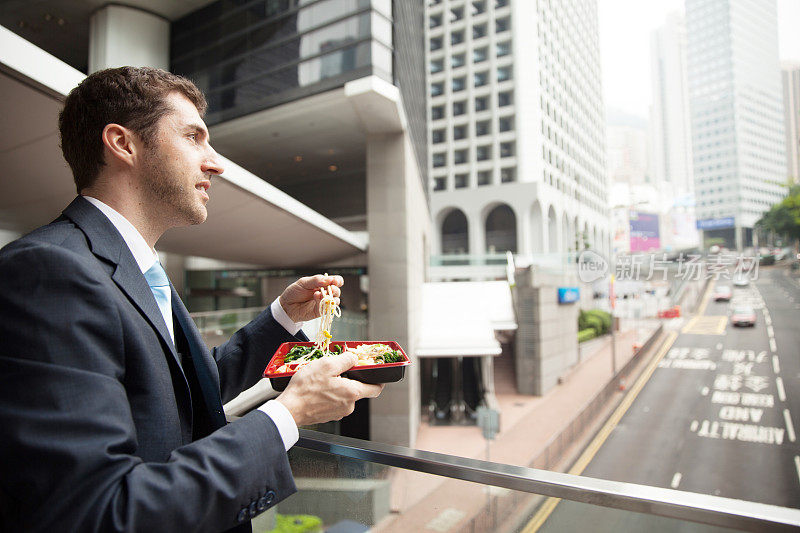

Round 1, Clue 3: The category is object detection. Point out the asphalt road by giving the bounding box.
[536,266,800,532]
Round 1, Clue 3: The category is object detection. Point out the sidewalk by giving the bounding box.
[372,321,661,533]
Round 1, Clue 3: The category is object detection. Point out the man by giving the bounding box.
[0,67,382,532]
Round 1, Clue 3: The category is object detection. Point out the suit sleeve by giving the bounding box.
[212,306,308,404]
[0,242,296,532]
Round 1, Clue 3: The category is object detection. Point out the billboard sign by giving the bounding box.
[696,217,735,230]
[629,211,660,252]
[557,287,580,304]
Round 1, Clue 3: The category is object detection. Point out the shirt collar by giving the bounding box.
[82,196,159,274]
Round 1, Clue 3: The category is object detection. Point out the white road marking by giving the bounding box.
[795,456,800,485]
[785,409,796,443]
[701,387,709,396]
[690,420,699,432]
[773,356,781,374]
[777,377,787,402]
[716,343,723,350]
[770,338,777,352]
[764,314,772,326]
[767,325,774,338]
[670,472,682,489]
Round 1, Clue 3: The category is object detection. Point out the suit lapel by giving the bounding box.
[172,291,227,429]
[62,197,186,378]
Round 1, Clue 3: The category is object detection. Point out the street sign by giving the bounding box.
[476,406,500,440]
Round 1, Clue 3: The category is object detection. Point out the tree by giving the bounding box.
[756,184,800,250]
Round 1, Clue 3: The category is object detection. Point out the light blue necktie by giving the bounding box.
[144,261,174,343]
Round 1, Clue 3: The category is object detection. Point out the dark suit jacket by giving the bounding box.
[0,197,304,532]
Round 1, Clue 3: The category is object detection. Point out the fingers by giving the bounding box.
[316,352,358,375]
[352,382,384,399]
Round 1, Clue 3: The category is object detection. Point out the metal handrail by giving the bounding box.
[296,429,800,532]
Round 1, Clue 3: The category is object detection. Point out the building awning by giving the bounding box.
[416,281,516,358]
[0,25,367,266]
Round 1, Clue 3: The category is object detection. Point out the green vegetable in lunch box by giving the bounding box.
[283,344,342,363]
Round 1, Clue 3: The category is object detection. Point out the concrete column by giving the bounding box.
[366,132,429,447]
[517,206,532,257]
[468,209,485,255]
[89,5,169,72]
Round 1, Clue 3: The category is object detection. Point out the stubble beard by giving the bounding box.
[141,146,207,227]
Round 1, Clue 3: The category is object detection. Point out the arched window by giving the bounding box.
[441,210,469,254]
[485,205,517,253]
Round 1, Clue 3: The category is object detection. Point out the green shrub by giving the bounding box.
[578,328,596,343]
[270,514,323,533]
[585,309,612,333]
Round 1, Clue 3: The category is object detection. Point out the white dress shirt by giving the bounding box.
[82,196,299,450]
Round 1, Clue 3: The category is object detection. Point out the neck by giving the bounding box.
[82,176,167,249]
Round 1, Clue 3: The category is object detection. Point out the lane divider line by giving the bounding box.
[522,331,679,533]
[777,377,787,402]
[767,325,775,338]
[770,338,777,353]
[670,472,682,489]
[773,355,781,375]
[785,409,796,443]
[795,456,800,486]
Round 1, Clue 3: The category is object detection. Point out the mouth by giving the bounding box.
[195,180,211,199]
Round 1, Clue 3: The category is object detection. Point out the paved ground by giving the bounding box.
[368,318,660,533]
[537,266,800,532]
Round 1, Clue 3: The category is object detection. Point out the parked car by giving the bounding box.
[730,305,756,327]
[713,285,732,301]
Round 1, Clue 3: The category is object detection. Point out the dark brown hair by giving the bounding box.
[58,66,207,192]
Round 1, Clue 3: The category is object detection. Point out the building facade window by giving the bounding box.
[473,23,487,39]
[434,176,446,191]
[499,116,514,132]
[429,14,442,28]
[452,77,466,92]
[473,47,488,63]
[453,124,467,140]
[432,105,445,120]
[430,58,444,73]
[454,149,468,164]
[497,66,512,82]
[496,17,510,33]
[471,1,486,15]
[475,96,489,111]
[431,82,444,96]
[451,30,464,45]
[501,167,516,182]
[455,173,468,188]
[485,204,517,253]
[498,91,513,106]
[500,142,514,157]
[453,101,466,115]
[477,145,491,160]
[432,129,445,143]
[476,120,490,136]
[441,209,469,254]
[477,170,492,185]
[474,71,489,87]
[496,41,511,57]
[430,37,443,51]
[452,53,466,68]
[433,153,446,167]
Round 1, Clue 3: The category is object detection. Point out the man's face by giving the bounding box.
[139,92,223,228]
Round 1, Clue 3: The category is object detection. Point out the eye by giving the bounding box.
[187,132,199,142]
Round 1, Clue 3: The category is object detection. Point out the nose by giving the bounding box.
[202,146,225,175]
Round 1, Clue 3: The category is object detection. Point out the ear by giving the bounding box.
[101,123,138,167]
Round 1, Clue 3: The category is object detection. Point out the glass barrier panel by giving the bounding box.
[255,446,744,533]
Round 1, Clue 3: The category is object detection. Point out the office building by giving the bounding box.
[649,13,698,250]
[425,0,610,282]
[685,0,786,249]
[784,62,800,184]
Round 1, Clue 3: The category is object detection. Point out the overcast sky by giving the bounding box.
[599,0,800,119]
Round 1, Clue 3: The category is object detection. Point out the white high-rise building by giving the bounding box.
[650,12,699,250]
[686,0,786,250]
[425,0,610,276]
[783,63,800,184]
[650,13,694,204]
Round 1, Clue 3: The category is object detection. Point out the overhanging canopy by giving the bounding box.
[0,25,367,266]
[416,281,517,358]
